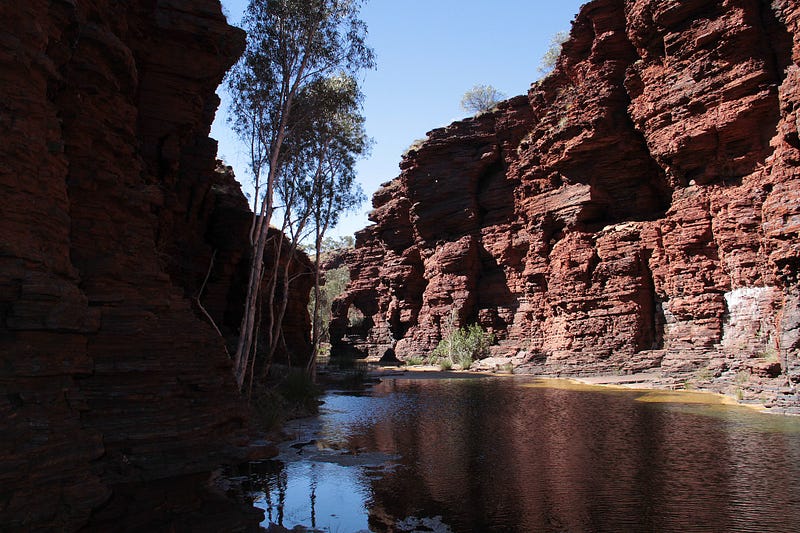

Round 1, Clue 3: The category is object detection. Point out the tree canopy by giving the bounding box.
[460,84,506,114]
[226,0,373,390]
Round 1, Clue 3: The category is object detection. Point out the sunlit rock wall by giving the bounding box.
[332,0,800,381]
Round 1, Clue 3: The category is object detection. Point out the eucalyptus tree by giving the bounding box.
[273,74,367,372]
[299,75,368,370]
[227,0,374,389]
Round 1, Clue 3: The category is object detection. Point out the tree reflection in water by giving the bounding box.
[236,378,800,532]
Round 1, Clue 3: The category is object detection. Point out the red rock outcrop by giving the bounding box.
[0,1,310,530]
[332,0,800,384]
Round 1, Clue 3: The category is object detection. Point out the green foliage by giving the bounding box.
[251,369,322,430]
[287,74,369,229]
[347,306,367,329]
[460,84,506,114]
[300,234,354,262]
[321,235,354,253]
[228,0,373,192]
[226,0,374,389]
[325,266,351,298]
[500,362,514,374]
[251,388,285,431]
[406,356,425,366]
[431,322,495,370]
[735,370,751,385]
[757,347,779,362]
[278,369,322,411]
[278,72,369,245]
[538,30,569,76]
[308,265,350,343]
[439,358,453,371]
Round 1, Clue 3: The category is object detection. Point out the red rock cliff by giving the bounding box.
[332,0,800,384]
[0,1,310,530]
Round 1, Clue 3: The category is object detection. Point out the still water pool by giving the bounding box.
[240,376,800,532]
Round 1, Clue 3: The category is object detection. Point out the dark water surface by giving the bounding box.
[242,377,800,532]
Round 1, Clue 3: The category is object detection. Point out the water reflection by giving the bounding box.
[238,460,374,531]
[246,378,800,532]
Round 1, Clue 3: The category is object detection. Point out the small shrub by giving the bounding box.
[735,370,751,385]
[694,366,714,382]
[538,30,569,76]
[431,322,495,370]
[460,84,506,114]
[250,369,323,431]
[439,358,453,371]
[500,362,514,374]
[347,307,367,329]
[251,388,286,431]
[317,342,331,358]
[735,388,744,401]
[278,369,322,412]
[406,356,425,366]
[757,348,779,362]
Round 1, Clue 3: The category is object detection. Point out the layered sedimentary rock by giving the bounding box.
[0,1,309,530]
[332,0,800,383]
[186,162,313,367]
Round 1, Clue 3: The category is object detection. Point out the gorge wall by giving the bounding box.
[0,1,310,530]
[332,0,800,383]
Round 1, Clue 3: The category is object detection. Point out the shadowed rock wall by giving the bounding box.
[332,0,800,382]
[0,1,310,530]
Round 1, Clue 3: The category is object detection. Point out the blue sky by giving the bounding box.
[212,0,586,239]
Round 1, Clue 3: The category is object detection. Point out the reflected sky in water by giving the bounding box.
[242,377,800,532]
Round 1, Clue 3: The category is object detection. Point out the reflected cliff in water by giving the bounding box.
[243,377,800,532]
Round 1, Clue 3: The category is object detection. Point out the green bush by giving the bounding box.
[431,323,495,370]
[735,370,751,385]
[347,307,368,329]
[308,265,350,343]
[406,356,425,366]
[251,388,285,431]
[278,369,322,411]
[460,84,506,114]
[250,369,323,432]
